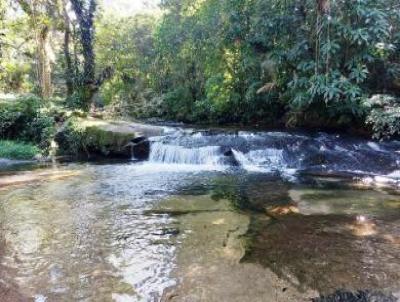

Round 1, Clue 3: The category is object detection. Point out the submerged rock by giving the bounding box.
[241,211,400,295]
[160,194,317,302]
[313,290,397,302]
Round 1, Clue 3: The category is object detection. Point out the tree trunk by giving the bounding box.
[70,0,97,109]
[17,0,53,99]
[36,24,52,99]
[62,0,74,96]
[0,2,5,60]
[69,0,113,110]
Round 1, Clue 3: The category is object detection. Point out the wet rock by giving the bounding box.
[346,216,377,237]
[0,281,29,302]
[160,194,317,302]
[301,169,363,179]
[221,147,239,166]
[0,240,30,302]
[152,228,180,236]
[211,176,292,213]
[131,137,150,160]
[222,148,234,157]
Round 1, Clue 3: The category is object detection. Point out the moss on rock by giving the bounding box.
[55,117,139,158]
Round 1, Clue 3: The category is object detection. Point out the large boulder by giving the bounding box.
[55,117,152,159]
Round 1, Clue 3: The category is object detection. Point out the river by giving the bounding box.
[0,126,399,301]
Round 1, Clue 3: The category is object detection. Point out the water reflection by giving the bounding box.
[0,163,213,301]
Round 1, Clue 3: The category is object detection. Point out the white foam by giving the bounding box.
[136,162,226,172]
[231,150,268,172]
[367,142,383,152]
[387,170,400,179]
[232,148,288,173]
[149,143,222,166]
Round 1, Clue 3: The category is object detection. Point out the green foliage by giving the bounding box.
[3,0,400,137]
[0,140,39,160]
[364,95,400,139]
[65,89,94,110]
[55,117,86,155]
[96,0,397,133]
[0,11,35,93]
[0,62,33,92]
[95,14,158,116]
[0,96,56,150]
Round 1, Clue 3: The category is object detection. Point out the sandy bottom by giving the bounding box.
[0,168,80,189]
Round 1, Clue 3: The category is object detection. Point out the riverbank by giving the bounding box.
[0,141,41,172]
[1,96,399,167]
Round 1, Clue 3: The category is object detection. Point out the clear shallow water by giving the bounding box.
[0,163,216,301]
[1,128,400,301]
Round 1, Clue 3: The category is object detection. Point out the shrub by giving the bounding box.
[55,117,86,155]
[0,140,39,160]
[0,96,56,150]
[364,95,400,139]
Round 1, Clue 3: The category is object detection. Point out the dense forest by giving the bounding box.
[1,0,400,155]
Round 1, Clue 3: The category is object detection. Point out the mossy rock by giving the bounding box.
[55,117,146,159]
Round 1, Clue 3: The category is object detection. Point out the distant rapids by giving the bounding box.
[145,128,400,186]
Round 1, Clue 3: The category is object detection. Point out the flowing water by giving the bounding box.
[1,126,400,301]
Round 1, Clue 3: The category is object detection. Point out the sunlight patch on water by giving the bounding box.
[0,164,190,301]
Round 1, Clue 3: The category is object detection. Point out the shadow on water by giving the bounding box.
[207,174,400,297]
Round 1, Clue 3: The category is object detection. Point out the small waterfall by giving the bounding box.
[142,129,400,176]
[149,142,223,166]
[232,149,286,172]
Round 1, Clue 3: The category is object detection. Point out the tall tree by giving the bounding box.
[62,0,74,96]
[0,1,6,62]
[69,0,97,109]
[17,0,55,99]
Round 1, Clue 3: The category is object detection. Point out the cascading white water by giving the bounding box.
[232,148,286,172]
[143,130,399,177]
[149,142,223,166]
